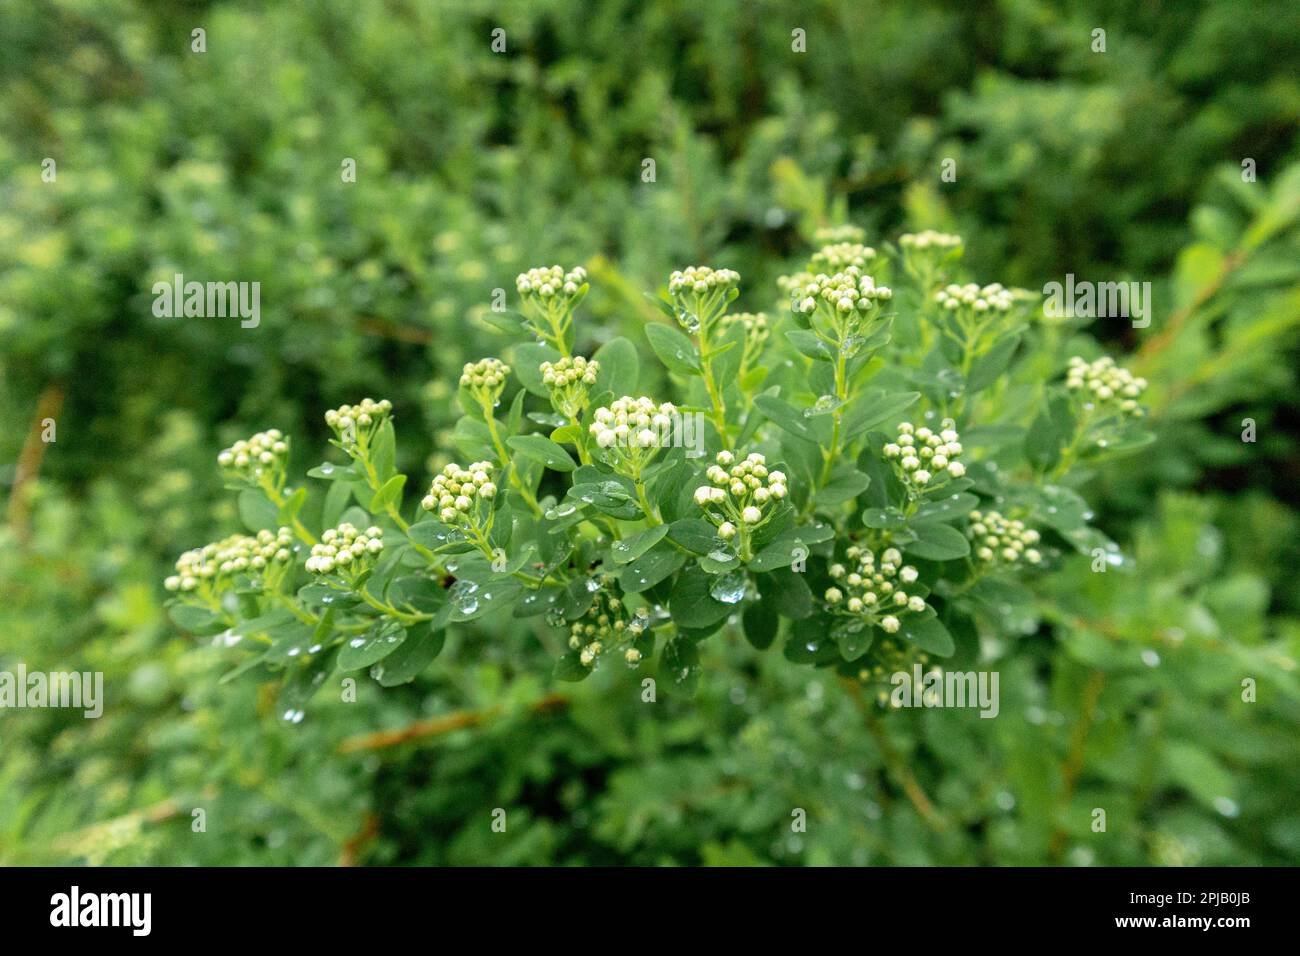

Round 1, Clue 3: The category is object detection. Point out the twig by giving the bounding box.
[338,813,379,867]
[7,383,65,545]
[1136,251,1243,365]
[337,692,569,754]
[1047,669,1105,862]
[838,677,947,832]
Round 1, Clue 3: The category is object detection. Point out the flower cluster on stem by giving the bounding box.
[324,398,393,456]
[305,523,385,579]
[693,450,787,561]
[884,420,965,497]
[218,430,288,487]
[825,546,929,634]
[540,355,598,420]
[1065,356,1147,417]
[165,527,296,597]
[516,265,588,355]
[588,396,677,481]
[967,510,1042,567]
[567,580,650,668]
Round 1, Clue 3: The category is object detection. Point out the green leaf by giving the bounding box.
[645,322,702,376]
[904,522,971,560]
[370,419,397,481]
[513,342,563,397]
[840,390,921,440]
[368,474,406,513]
[785,329,834,361]
[593,336,639,395]
[406,519,470,552]
[451,415,496,461]
[554,650,594,682]
[913,492,979,524]
[448,578,524,622]
[550,423,583,444]
[322,479,353,528]
[480,309,525,335]
[749,522,834,572]
[899,613,955,657]
[965,332,1021,393]
[661,637,701,696]
[818,466,870,506]
[276,489,309,528]
[619,544,687,593]
[742,598,778,650]
[666,518,724,555]
[337,619,408,671]
[277,647,338,720]
[372,621,446,686]
[1025,390,1075,472]
[167,602,221,634]
[507,434,576,472]
[760,567,813,619]
[307,462,357,481]
[669,571,736,629]
[754,394,826,444]
[1162,742,1235,808]
[610,524,671,564]
[862,506,907,530]
[237,488,279,533]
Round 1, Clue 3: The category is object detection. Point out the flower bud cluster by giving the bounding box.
[1065,356,1147,416]
[588,396,677,476]
[883,420,965,488]
[460,357,511,407]
[791,267,892,317]
[967,510,1042,566]
[825,546,928,634]
[516,266,587,351]
[516,265,587,303]
[305,523,385,576]
[900,230,963,252]
[324,398,393,451]
[567,580,650,668]
[540,355,599,417]
[421,461,497,525]
[856,638,935,694]
[218,430,288,485]
[667,266,742,333]
[935,282,1014,312]
[810,242,876,272]
[667,266,741,297]
[166,527,296,593]
[694,450,787,540]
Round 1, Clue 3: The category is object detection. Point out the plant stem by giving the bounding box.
[261,481,318,546]
[482,403,544,516]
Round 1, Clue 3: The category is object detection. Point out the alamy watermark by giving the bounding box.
[1,664,103,718]
[50,886,151,936]
[152,272,261,328]
[890,666,999,718]
[1042,274,1150,328]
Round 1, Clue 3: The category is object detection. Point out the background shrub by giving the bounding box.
[1,0,1298,866]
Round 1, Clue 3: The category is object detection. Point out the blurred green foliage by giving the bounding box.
[1,0,1298,865]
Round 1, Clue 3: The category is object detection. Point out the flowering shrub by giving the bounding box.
[164,231,1157,706]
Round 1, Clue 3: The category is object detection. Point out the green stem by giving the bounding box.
[635,482,661,525]
[359,586,431,625]
[481,404,544,516]
[261,481,318,546]
[697,319,729,439]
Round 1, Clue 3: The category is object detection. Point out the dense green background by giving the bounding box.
[2,0,1298,865]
